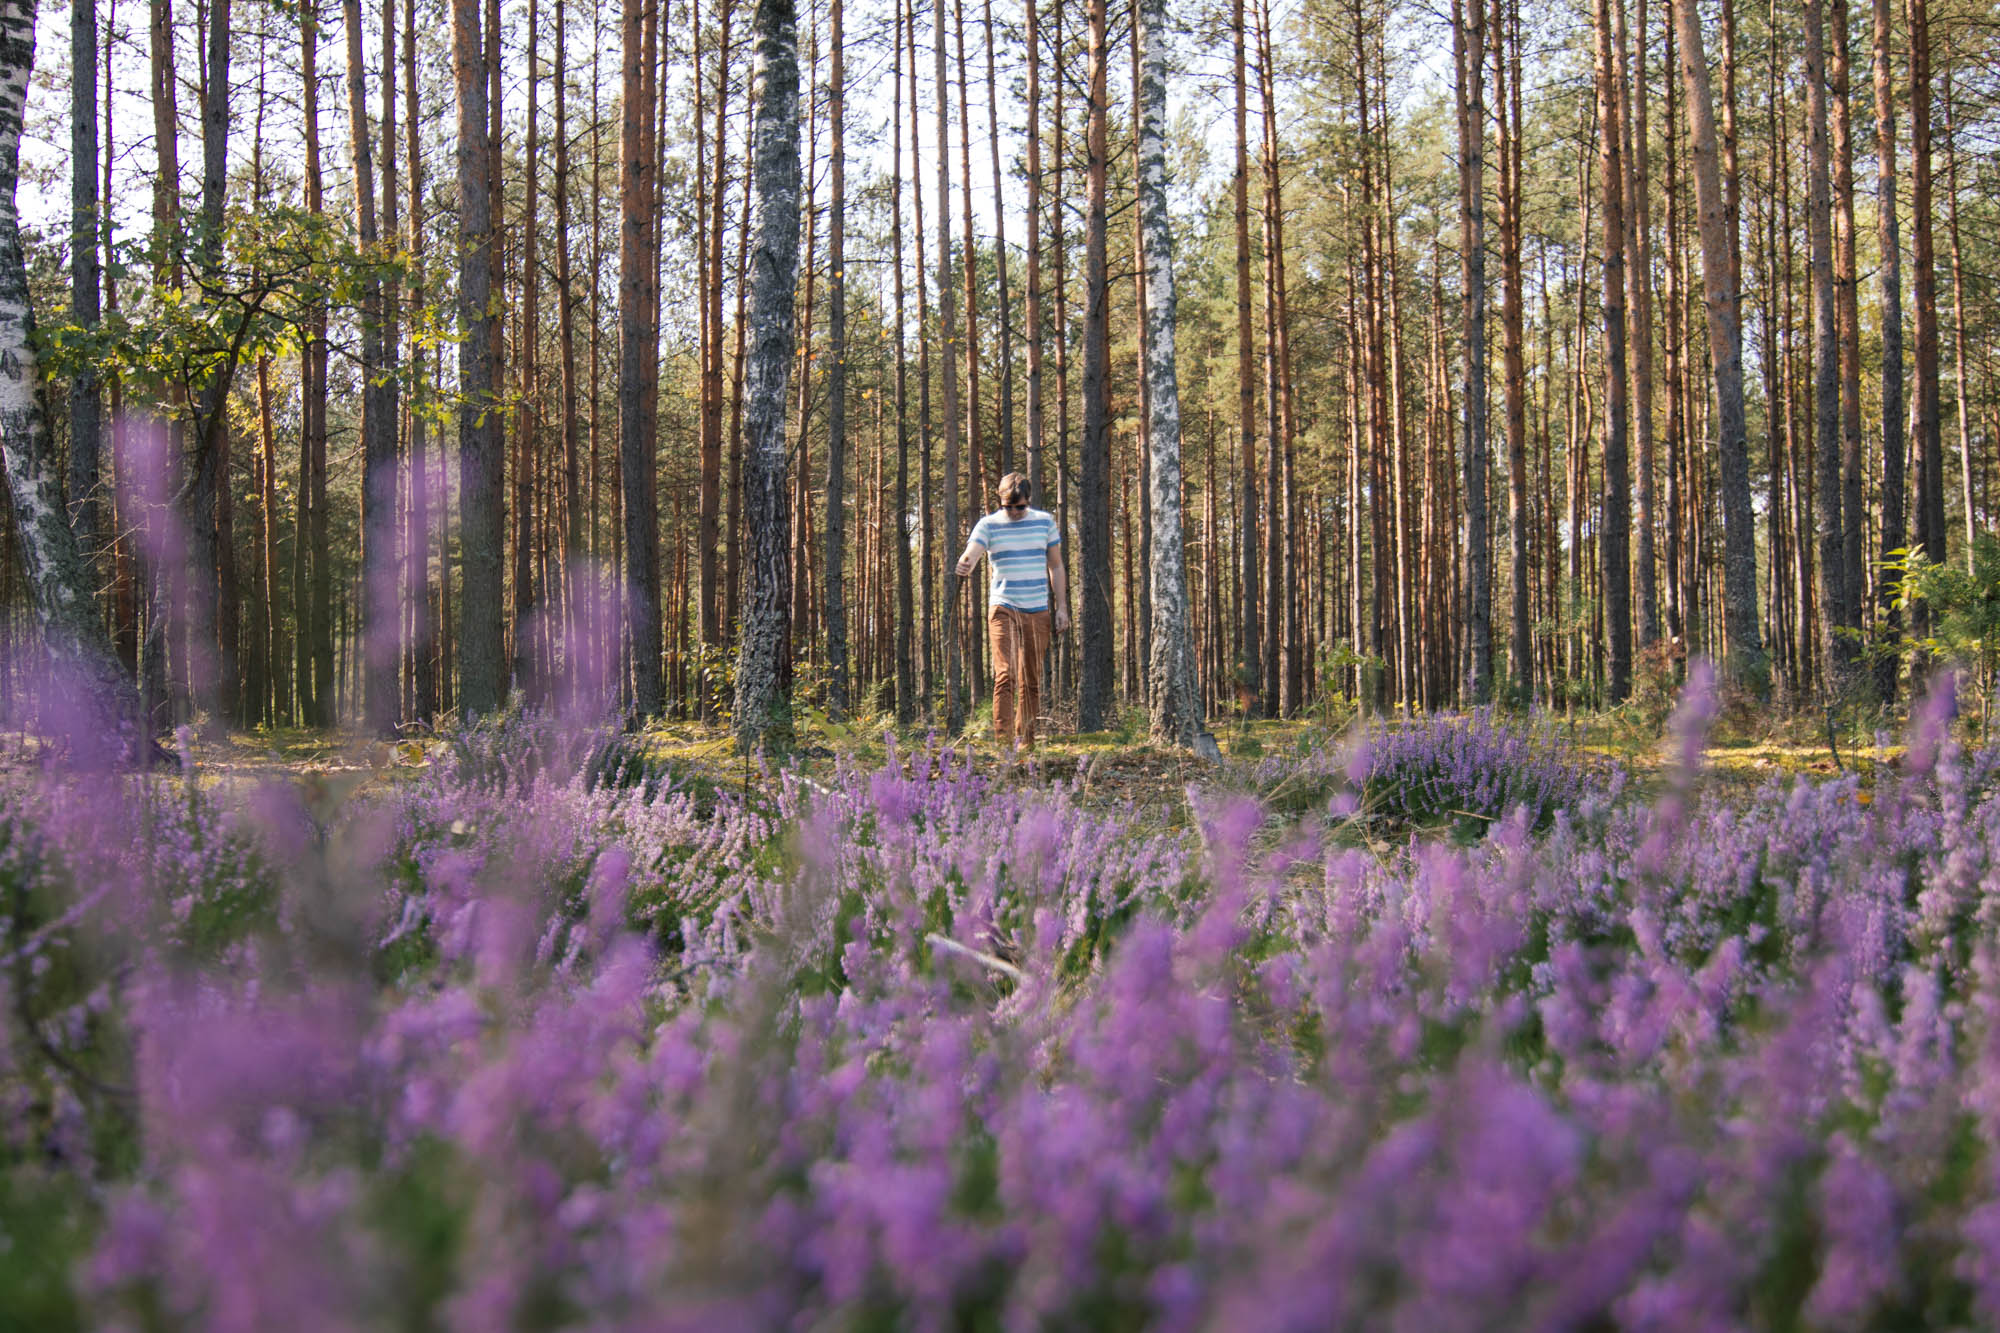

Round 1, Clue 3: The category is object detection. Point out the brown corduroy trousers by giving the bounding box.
[987,605,1051,749]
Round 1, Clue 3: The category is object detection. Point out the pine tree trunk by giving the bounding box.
[1076,0,1113,732]
[345,0,397,734]
[1673,0,1765,689]
[891,0,913,724]
[932,0,963,731]
[618,0,662,713]
[1804,0,1846,684]
[699,0,732,654]
[1455,0,1491,703]
[69,0,100,556]
[1495,0,1531,701]
[731,0,802,750]
[1907,0,1942,575]
[1231,0,1259,715]
[454,0,504,714]
[823,0,848,717]
[188,0,233,725]
[1595,0,1632,702]
[1871,0,1903,699]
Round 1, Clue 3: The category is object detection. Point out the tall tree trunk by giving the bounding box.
[1023,0,1043,499]
[1673,0,1765,688]
[188,0,232,724]
[891,0,913,723]
[983,0,1014,481]
[1595,0,1632,702]
[1,0,139,748]
[1494,0,1530,700]
[1136,0,1203,750]
[822,0,847,716]
[1624,0,1659,648]
[699,0,732,654]
[1455,0,1491,703]
[1076,0,1112,731]
[1871,0,1903,700]
[345,0,397,734]
[619,0,662,713]
[1942,68,1973,576]
[1805,0,1846,682]
[453,0,504,714]
[404,0,435,721]
[553,0,579,701]
[1231,0,1259,715]
[513,0,542,700]
[731,0,803,750]
[70,0,100,555]
[933,0,964,731]
[1831,0,1865,643]
[1907,0,1942,575]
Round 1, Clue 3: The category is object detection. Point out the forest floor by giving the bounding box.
[123,692,1965,839]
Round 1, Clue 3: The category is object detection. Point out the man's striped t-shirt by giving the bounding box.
[970,508,1060,612]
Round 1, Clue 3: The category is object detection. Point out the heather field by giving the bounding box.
[5,673,2000,1331]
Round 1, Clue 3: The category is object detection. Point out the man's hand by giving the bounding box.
[955,553,976,578]
[1055,606,1070,633]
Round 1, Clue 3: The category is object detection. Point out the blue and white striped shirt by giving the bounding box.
[969,508,1060,612]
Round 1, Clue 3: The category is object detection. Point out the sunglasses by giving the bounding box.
[1003,501,1028,512]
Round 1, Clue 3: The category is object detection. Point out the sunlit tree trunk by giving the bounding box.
[1135,0,1203,749]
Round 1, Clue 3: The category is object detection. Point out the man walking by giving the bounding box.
[956,472,1068,751]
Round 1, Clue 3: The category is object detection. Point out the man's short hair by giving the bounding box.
[998,472,1031,506]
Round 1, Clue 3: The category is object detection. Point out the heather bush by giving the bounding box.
[1254,708,1595,836]
[3,674,2000,1329]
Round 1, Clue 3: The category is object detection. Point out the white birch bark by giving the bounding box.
[0,0,139,749]
[732,0,802,751]
[1135,0,1207,754]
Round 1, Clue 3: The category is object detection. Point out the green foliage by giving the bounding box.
[1889,537,2000,672]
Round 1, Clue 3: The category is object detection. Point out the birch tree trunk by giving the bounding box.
[1135,0,1205,752]
[731,0,802,751]
[1673,0,1766,689]
[0,0,138,748]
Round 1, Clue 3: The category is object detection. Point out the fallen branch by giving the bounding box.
[925,932,1026,984]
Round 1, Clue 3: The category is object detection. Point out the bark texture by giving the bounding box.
[1674,0,1766,689]
[0,0,138,747]
[731,0,802,751]
[1135,0,1202,750]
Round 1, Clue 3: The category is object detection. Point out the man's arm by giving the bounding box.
[1048,544,1069,633]
[954,529,985,578]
